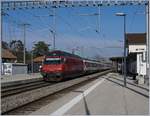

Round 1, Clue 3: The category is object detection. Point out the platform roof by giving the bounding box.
[110,56,124,61]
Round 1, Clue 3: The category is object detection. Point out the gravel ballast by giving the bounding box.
[1,70,111,113]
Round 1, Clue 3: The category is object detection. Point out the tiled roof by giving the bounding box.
[33,56,45,62]
[126,33,146,44]
[2,48,17,59]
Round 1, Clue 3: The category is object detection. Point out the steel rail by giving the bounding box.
[1,81,53,97]
[1,70,112,113]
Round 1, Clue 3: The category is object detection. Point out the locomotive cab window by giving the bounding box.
[44,58,64,64]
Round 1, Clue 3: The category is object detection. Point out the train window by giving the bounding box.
[44,58,63,64]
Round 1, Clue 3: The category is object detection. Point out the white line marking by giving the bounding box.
[50,77,106,116]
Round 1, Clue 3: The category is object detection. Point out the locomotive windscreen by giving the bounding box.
[44,58,63,64]
[47,52,60,57]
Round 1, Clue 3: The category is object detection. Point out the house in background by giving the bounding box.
[2,48,28,75]
[2,48,17,63]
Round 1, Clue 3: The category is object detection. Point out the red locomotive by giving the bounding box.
[40,50,84,81]
[40,50,109,81]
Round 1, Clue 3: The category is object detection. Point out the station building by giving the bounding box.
[127,33,146,76]
[110,33,147,84]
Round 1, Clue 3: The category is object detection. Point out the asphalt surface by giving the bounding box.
[30,73,149,115]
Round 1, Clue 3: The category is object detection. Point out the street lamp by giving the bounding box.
[49,29,56,50]
[115,12,127,87]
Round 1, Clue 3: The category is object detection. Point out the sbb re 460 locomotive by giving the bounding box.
[40,50,109,81]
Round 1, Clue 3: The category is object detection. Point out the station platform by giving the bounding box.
[30,73,149,115]
[1,73,42,84]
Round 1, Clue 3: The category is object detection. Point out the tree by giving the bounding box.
[33,41,50,57]
[10,40,24,52]
[10,40,24,62]
[2,41,9,49]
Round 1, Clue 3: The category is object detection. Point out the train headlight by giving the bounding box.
[39,65,42,69]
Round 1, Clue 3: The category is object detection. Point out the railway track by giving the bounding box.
[1,81,53,97]
[4,76,100,115]
[2,70,112,114]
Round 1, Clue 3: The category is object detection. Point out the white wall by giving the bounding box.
[137,53,146,76]
[129,44,146,76]
[129,44,146,53]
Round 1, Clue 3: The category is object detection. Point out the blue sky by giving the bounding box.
[2,4,146,58]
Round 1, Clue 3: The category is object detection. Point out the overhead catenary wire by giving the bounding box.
[3,14,24,45]
[57,8,121,58]
[56,14,88,39]
[129,5,142,32]
[3,3,146,57]
[8,9,53,34]
[22,9,55,31]
[64,7,95,35]
[7,10,118,51]
[71,7,100,34]
[24,9,57,50]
